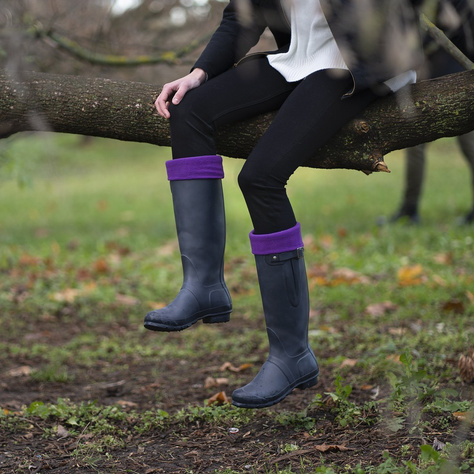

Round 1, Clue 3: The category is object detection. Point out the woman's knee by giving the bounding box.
[169,92,212,136]
[238,164,271,201]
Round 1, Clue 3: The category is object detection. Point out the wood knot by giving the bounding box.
[354,120,370,134]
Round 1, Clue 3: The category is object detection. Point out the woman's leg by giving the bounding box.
[145,59,298,331]
[233,70,380,408]
[169,57,298,159]
[238,69,380,234]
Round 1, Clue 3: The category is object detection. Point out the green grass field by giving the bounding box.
[0,133,473,473]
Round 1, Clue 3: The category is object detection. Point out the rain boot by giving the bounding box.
[232,223,319,408]
[144,155,232,332]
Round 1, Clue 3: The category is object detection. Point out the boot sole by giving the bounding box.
[144,310,231,332]
[231,372,319,409]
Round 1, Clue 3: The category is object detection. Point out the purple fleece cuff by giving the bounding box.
[249,223,304,255]
[166,155,224,181]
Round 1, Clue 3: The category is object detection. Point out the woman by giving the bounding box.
[145,0,424,409]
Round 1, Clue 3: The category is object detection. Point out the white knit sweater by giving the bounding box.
[268,0,416,92]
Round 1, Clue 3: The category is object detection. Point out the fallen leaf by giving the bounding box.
[207,391,231,406]
[365,301,398,317]
[116,400,138,408]
[441,299,465,314]
[331,267,370,286]
[51,288,79,303]
[318,234,334,250]
[19,254,41,267]
[115,294,139,306]
[56,424,70,438]
[388,327,407,336]
[7,366,32,377]
[386,354,402,364]
[467,291,474,304]
[146,301,166,310]
[315,444,352,452]
[397,264,425,286]
[339,358,358,369]
[432,274,447,286]
[204,377,229,389]
[432,437,446,451]
[220,362,252,373]
[453,411,474,425]
[93,257,109,274]
[337,227,348,238]
[458,350,474,383]
[156,241,178,256]
[433,252,453,265]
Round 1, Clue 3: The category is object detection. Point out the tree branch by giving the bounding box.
[420,13,474,70]
[1,69,473,173]
[34,25,211,66]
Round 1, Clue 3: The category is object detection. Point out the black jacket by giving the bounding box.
[193,0,425,94]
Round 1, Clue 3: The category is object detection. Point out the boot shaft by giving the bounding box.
[255,248,311,358]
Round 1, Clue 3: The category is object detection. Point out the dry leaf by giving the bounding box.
[458,350,474,383]
[441,299,465,314]
[207,391,231,406]
[315,444,352,452]
[146,301,166,310]
[56,424,70,438]
[204,377,229,389]
[318,234,334,250]
[7,366,32,377]
[220,362,252,373]
[339,358,358,369]
[51,288,80,303]
[388,327,407,336]
[453,411,474,425]
[156,241,178,256]
[467,291,474,304]
[116,400,138,408]
[19,254,41,266]
[433,252,453,265]
[115,294,139,306]
[365,301,398,317]
[331,268,370,285]
[93,257,109,274]
[397,264,425,286]
[386,354,402,364]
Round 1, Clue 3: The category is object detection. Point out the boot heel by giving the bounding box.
[297,375,319,390]
[203,313,231,324]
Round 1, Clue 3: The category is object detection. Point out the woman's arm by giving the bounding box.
[155,0,267,118]
[192,0,267,80]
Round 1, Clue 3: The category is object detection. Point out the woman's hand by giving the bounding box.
[155,68,207,119]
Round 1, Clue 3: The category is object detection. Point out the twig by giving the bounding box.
[420,13,474,70]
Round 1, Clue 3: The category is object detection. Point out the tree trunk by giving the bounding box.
[1,69,473,173]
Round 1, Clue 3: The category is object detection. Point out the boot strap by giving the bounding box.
[267,247,304,263]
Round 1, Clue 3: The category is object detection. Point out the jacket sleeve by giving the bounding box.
[192,0,267,80]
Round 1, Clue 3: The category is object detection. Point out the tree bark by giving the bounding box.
[1,69,473,173]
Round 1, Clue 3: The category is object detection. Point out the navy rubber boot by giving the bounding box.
[232,224,319,409]
[144,156,232,332]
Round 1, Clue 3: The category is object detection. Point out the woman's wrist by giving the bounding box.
[192,68,208,84]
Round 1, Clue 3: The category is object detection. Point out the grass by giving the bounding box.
[0,132,473,473]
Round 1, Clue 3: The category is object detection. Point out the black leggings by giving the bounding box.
[169,57,379,234]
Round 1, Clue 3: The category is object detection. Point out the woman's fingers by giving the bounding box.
[155,69,206,119]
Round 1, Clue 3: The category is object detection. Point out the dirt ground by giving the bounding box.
[1,311,473,473]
